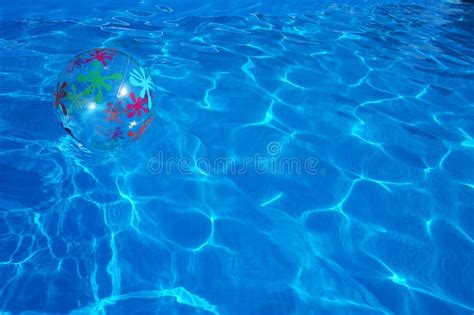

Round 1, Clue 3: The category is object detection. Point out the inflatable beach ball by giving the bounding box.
[53,48,155,151]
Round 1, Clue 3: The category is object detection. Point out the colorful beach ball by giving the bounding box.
[53,48,155,151]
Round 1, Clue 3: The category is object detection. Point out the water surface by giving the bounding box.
[0,1,473,314]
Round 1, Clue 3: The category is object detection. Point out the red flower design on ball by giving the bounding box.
[54,82,68,115]
[66,58,84,72]
[104,102,123,123]
[126,92,149,118]
[85,49,115,66]
[128,116,153,141]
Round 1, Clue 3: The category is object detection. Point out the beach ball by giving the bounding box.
[53,48,155,151]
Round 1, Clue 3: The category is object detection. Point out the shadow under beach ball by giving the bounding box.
[53,48,156,151]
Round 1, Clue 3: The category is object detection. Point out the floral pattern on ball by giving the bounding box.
[77,60,123,103]
[126,92,149,118]
[52,48,155,151]
[129,67,155,109]
[54,82,68,116]
[85,48,116,66]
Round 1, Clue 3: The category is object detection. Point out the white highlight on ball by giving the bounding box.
[87,102,97,110]
[119,86,128,97]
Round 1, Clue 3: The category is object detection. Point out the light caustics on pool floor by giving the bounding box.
[0,1,473,314]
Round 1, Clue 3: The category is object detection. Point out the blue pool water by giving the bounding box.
[1,1,473,314]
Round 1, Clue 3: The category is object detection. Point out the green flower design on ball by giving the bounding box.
[66,83,87,112]
[77,61,123,103]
